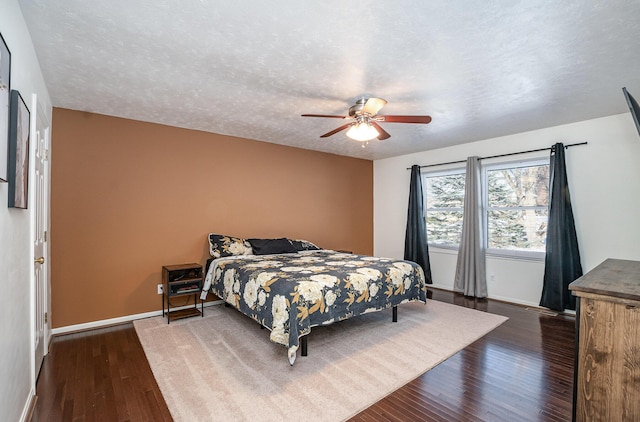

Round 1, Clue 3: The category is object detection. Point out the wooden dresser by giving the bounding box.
[569,258,640,421]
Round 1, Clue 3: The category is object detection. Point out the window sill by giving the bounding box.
[428,245,459,255]
[428,245,545,262]
[486,249,545,262]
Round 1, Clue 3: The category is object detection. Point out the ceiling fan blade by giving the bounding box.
[362,98,387,116]
[378,115,432,124]
[301,114,349,119]
[320,123,352,138]
[370,121,391,140]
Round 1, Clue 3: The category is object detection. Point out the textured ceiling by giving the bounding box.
[18,0,640,160]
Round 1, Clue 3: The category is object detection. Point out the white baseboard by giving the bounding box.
[486,293,540,308]
[431,284,541,307]
[51,300,223,336]
[428,284,576,314]
[20,388,36,422]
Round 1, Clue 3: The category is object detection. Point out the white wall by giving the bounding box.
[374,113,640,307]
[0,0,52,420]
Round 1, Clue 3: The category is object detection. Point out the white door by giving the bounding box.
[32,95,50,380]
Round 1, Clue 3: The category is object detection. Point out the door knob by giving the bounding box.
[34,256,45,264]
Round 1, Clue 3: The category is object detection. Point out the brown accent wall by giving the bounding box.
[51,108,373,328]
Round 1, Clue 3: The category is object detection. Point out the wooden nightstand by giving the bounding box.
[162,263,204,324]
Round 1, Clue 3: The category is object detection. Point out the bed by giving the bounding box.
[201,234,427,364]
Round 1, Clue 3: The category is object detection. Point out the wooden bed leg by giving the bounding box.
[301,335,308,357]
[392,306,398,322]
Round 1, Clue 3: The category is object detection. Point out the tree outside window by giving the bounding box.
[424,170,465,247]
[486,161,549,253]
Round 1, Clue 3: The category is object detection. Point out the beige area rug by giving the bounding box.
[134,301,507,421]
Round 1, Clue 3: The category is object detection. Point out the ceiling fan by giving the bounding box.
[301,97,432,142]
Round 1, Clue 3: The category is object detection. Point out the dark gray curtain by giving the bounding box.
[454,157,487,298]
[404,165,432,284]
[539,143,583,311]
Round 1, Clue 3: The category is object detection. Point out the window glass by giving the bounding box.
[424,171,465,247]
[485,162,549,253]
[423,159,549,257]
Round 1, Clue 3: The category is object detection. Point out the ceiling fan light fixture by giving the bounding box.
[346,121,379,141]
[302,96,431,140]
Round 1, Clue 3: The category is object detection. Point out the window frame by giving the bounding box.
[422,166,466,250]
[482,157,550,261]
[422,156,550,261]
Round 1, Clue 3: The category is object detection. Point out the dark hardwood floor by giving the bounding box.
[350,290,575,421]
[31,289,575,421]
[31,322,172,421]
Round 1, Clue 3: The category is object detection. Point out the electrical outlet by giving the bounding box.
[157,284,163,295]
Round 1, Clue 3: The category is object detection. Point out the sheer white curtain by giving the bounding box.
[454,156,487,298]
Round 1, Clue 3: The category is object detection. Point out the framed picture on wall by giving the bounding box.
[8,90,30,209]
[0,33,10,182]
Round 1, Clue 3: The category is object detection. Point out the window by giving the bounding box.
[423,158,550,258]
[485,160,549,256]
[423,169,466,247]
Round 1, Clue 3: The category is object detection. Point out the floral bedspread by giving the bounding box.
[202,250,427,364]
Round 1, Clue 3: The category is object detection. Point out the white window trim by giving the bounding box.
[482,156,549,260]
[423,156,550,261]
[422,167,466,249]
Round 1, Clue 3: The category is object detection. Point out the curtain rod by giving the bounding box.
[406,141,588,170]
